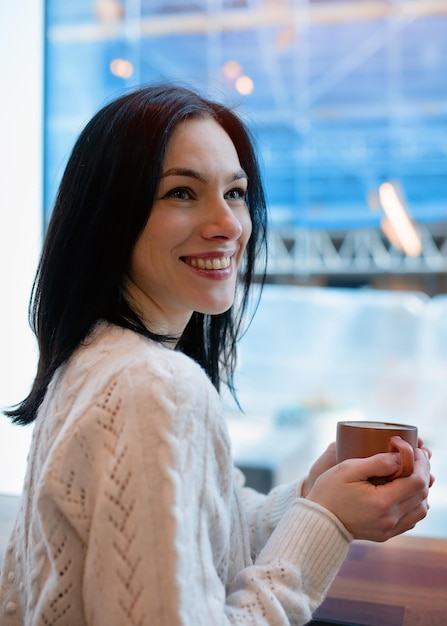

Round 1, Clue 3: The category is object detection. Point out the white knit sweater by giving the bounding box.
[0,323,351,625]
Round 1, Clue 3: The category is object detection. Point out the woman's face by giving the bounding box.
[125,116,252,336]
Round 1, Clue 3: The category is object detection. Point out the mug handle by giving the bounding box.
[387,435,415,480]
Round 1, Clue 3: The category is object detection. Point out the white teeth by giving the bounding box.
[185,256,230,270]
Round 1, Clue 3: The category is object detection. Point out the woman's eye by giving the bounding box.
[225,187,247,201]
[166,187,193,200]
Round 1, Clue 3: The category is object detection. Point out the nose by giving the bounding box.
[200,198,244,241]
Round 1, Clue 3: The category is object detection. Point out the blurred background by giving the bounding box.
[1,0,446,545]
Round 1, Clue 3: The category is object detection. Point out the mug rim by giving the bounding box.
[337,420,417,430]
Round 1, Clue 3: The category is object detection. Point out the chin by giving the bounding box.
[197,300,234,316]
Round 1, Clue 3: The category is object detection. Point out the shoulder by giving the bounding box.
[47,322,225,448]
[35,320,231,493]
[35,323,232,533]
[81,322,206,377]
[117,323,208,384]
[66,322,215,405]
[33,323,225,474]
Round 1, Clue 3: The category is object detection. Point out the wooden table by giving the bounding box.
[310,534,447,626]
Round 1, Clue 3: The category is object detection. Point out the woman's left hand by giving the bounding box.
[301,437,435,498]
[301,442,337,498]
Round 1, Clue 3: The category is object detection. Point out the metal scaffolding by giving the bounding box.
[267,225,447,276]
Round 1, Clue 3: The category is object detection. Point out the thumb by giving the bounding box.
[351,452,402,482]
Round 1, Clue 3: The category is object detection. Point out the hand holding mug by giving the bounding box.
[306,445,432,541]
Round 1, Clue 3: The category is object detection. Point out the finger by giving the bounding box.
[413,446,433,473]
[342,452,402,482]
[388,497,430,538]
[385,453,431,511]
[393,477,430,511]
[314,443,337,473]
[347,456,396,483]
[417,437,432,458]
[371,471,430,539]
[322,442,337,459]
[421,446,432,460]
[302,443,338,497]
[413,447,434,487]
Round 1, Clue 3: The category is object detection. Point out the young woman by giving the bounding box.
[0,84,432,625]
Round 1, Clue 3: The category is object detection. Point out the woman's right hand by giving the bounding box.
[305,446,432,542]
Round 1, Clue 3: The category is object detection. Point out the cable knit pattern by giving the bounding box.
[0,323,351,625]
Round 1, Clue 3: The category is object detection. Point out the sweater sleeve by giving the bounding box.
[40,348,350,626]
[235,467,305,559]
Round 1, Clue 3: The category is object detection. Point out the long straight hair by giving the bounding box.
[6,84,268,425]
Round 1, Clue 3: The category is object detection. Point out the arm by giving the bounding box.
[45,353,351,626]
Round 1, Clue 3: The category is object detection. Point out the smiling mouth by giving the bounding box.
[183,256,231,270]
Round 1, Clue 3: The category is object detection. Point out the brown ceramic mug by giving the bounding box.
[336,421,418,484]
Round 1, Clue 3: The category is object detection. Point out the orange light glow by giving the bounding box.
[94,0,124,22]
[110,58,133,79]
[223,60,242,80]
[235,76,254,95]
[378,182,422,257]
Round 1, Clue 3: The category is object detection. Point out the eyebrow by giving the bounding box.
[160,167,248,184]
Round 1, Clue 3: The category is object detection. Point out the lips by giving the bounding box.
[182,256,231,270]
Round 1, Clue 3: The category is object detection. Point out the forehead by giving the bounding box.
[163,117,241,168]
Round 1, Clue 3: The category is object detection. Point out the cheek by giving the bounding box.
[128,237,153,286]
